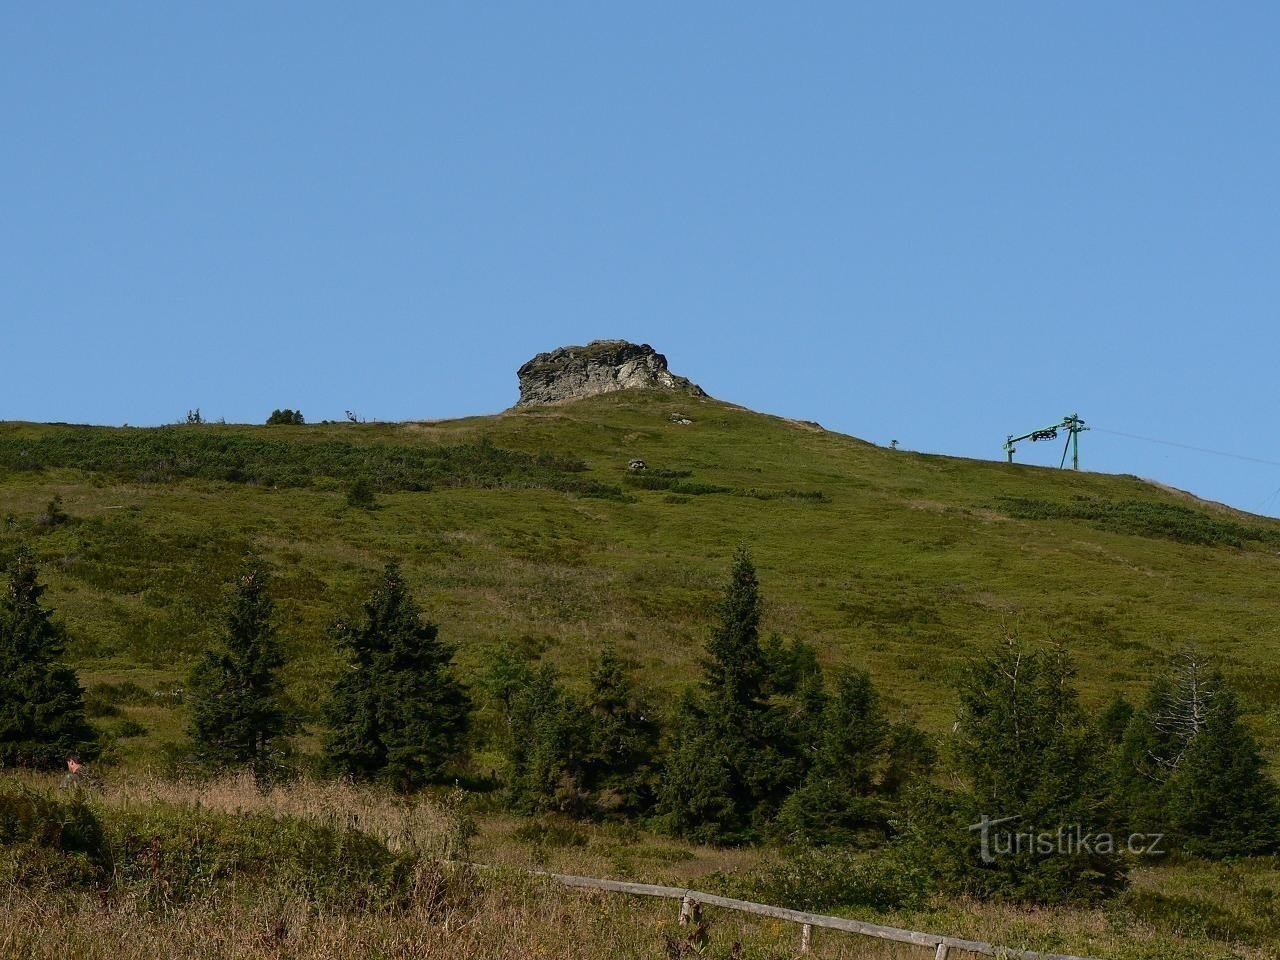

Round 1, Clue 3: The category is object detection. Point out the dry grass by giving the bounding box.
[0,881,946,960]
[96,770,462,858]
[3,772,1276,959]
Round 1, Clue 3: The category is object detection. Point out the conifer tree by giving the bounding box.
[1116,654,1279,857]
[497,647,658,818]
[774,669,889,845]
[502,663,592,815]
[1097,694,1135,747]
[188,560,292,780]
[325,563,471,791]
[0,548,98,768]
[583,644,659,815]
[786,661,828,767]
[911,641,1126,902]
[774,668,935,845]
[1166,684,1279,856]
[659,549,801,842]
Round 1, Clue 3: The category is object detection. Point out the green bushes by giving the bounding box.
[0,782,109,888]
[997,495,1279,547]
[110,805,413,909]
[346,477,377,508]
[621,469,828,503]
[0,779,414,909]
[0,426,624,499]
[719,846,929,911]
[265,409,305,426]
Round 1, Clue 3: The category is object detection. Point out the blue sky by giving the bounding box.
[4,4,1280,513]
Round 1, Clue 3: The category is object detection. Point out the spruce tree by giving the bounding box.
[188,560,292,781]
[931,641,1126,901]
[1097,694,1135,747]
[0,548,98,768]
[774,668,935,845]
[502,663,592,815]
[1116,655,1279,857]
[325,563,471,791]
[497,647,658,818]
[659,549,801,842]
[1166,684,1279,857]
[774,669,889,845]
[583,644,659,815]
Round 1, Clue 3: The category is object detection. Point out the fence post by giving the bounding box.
[679,896,700,926]
[934,942,950,960]
[799,923,812,954]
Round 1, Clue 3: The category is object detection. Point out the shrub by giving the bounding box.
[36,496,70,528]
[996,496,1279,548]
[108,805,414,909]
[0,780,110,888]
[347,478,377,509]
[0,427,625,500]
[719,846,929,911]
[266,409,305,426]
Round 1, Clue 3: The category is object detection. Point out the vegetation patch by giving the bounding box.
[714,846,928,911]
[623,470,828,502]
[996,495,1280,547]
[0,426,624,500]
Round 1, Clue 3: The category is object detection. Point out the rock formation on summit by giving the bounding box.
[515,340,706,406]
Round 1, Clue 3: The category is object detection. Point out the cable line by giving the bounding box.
[1090,427,1280,469]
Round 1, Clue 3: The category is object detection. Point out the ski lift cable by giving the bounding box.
[1090,427,1280,469]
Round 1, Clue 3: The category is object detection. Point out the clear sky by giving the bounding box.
[4,4,1279,514]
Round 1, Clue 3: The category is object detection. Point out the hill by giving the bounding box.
[2,389,1280,761]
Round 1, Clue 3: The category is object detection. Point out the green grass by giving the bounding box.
[3,390,1280,765]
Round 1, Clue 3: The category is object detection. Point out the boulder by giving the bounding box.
[515,340,705,406]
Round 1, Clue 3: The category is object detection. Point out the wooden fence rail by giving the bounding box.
[538,870,1100,960]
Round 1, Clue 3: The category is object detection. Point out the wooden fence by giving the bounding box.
[539,870,1100,960]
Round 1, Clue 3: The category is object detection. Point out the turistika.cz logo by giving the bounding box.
[967,814,1165,864]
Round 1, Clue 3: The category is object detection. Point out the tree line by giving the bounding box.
[1,546,1277,903]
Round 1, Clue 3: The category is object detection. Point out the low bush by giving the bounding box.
[109,805,415,909]
[0,782,110,888]
[0,778,417,909]
[0,427,625,500]
[716,846,929,911]
[997,496,1279,548]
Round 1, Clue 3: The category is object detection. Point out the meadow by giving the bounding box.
[1,770,1276,960]
[3,391,1280,957]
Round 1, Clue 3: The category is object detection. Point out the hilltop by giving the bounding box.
[2,386,1279,763]
[515,339,705,405]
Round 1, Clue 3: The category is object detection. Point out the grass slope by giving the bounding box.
[2,390,1279,763]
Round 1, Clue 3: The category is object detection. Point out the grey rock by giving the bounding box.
[516,340,706,406]
[628,458,647,472]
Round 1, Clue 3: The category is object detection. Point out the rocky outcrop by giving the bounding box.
[515,340,706,406]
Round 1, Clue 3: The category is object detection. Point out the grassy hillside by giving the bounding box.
[3,390,1280,763]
